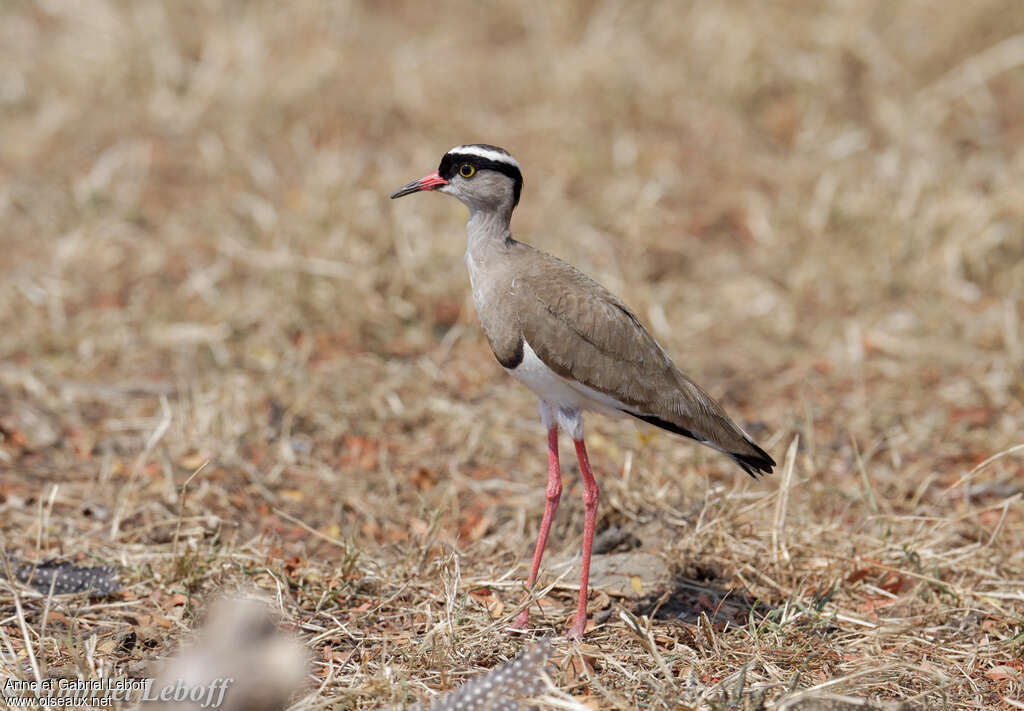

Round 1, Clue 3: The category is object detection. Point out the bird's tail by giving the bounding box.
[627,411,775,479]
[726,438,775,479]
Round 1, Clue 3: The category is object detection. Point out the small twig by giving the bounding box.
[850,433,878,515]
[84,632,98,677]
[618,608,675,686]
[130,394,173,481]
[0,621,20,671]
[12,589,42,689]
[772,434,799,563]
[112,395,173,539]
[920,34,1024,105]
[172,459,209,559]
[775,665,899,707]
[939,443,1024,499]
[440,543,461,642]
[272,507,350,549]
[39,573,58,640]
[698,611,718,653]
[985,496,1014,547]
[35,484,59,557]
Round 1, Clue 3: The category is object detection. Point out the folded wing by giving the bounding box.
[512,246,774,478]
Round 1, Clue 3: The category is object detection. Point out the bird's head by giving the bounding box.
[391,144,523,216]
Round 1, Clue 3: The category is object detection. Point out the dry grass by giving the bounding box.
[1,1,1023,709]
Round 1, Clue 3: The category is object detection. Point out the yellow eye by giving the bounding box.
[459,164,476,178]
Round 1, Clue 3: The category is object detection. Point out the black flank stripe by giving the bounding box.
[494,338,524,369]
[626,411,775,479]
[628,412,704,442]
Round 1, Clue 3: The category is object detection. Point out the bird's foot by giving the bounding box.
[510,609,531,631]
[566,613,589,640]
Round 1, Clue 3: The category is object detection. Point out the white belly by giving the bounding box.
[505,340,629,420]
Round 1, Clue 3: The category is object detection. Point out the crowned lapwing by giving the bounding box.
[391,144,774,638]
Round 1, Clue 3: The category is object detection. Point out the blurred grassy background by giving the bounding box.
[1,1,1023,708]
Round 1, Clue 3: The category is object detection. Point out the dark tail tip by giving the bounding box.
[730,439,776,479]
[627,411,776,479]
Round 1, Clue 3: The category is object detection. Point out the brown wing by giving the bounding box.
[511,244,774,477]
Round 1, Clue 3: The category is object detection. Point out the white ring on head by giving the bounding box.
[446,145,520,168]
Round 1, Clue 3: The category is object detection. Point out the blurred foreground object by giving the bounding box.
[409,638,554,711]
[8,559,121,596]
[150,593,308,711]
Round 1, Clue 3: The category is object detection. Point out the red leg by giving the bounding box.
[513,425,562,629]
[569,437,599,639]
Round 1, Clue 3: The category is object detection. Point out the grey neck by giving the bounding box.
[466,207,513,256]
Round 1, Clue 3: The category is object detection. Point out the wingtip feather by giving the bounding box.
[626,410,775,479]
[730,439,776,479]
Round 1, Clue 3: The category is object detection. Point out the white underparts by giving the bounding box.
[506,340,628,441]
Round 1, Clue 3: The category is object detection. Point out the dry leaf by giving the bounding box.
[162,594,188,610]
[559,651,596,685]
[986,665,1022,681]
[179,453,208,470]
[279,489,304,502]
